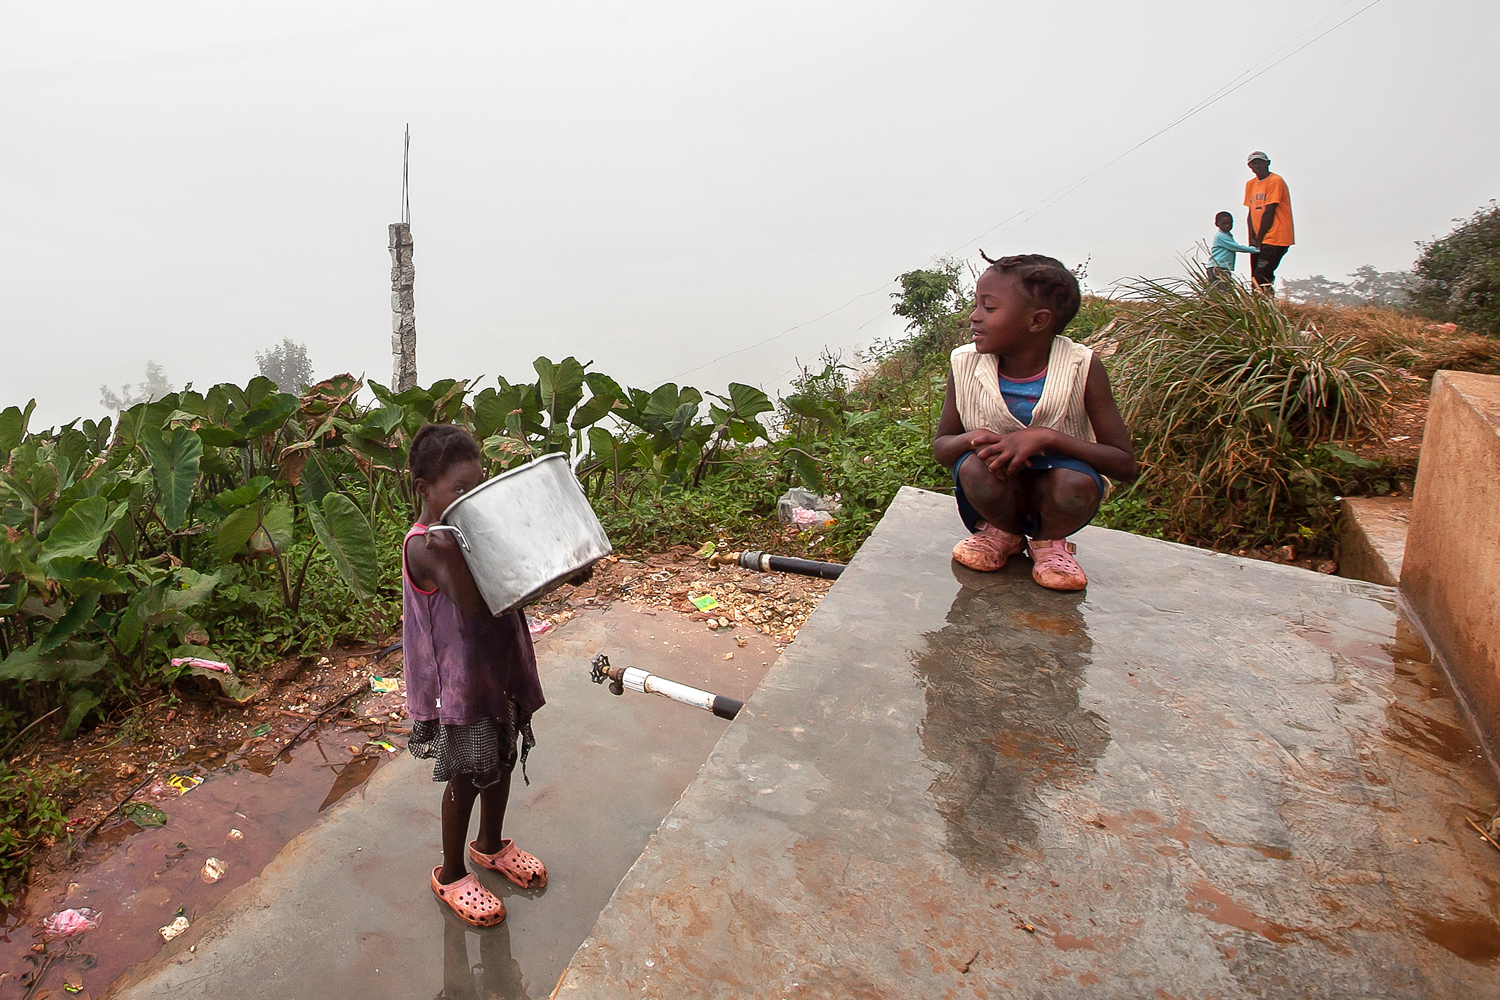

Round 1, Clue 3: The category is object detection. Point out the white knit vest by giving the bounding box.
[950,335,1095,442]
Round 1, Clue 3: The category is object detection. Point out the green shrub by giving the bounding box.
[0,759,69,905]
[1412,201,1500,335]
[1091,266,1399,550]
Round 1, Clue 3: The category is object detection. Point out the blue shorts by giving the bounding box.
[951,451,1106,536]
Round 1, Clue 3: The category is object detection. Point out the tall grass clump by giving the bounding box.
[1092,266,1400,550]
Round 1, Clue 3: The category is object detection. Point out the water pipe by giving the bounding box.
[589,653,744,721]
[708,549,845,579]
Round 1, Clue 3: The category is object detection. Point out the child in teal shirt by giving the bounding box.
[1209,211,1256,286]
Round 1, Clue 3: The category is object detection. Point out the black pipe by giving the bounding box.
[711,695,744,720]
[738,550,845,579]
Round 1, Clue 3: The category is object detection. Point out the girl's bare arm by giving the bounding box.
[405,532,489,619]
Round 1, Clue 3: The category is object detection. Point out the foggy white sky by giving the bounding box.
[5,0,1497,427]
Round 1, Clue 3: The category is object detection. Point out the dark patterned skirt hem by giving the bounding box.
[408,699,535,785]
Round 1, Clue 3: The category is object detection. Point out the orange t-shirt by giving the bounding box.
[1244,172,1294,246]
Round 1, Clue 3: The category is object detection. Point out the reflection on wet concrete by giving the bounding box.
[917,564,1108,865]
[440,909,530,1000]
[557,488,1500,999]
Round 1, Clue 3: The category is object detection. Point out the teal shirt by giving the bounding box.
[1211,230,1257,269]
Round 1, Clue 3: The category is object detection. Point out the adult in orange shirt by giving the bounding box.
[1243,151,1294,290]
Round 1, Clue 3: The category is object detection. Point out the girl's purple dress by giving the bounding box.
[402,524,545,783]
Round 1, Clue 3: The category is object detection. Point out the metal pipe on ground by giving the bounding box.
[709,550,845,579]
[589,654,743,720]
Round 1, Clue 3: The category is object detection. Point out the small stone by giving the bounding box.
[201,857,229,883]
[226,829,244,842]
[735,636,747,648]
[724,653,734,660]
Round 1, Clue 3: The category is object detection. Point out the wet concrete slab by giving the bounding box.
[103,604,780,1000]
[556,487,1500,998]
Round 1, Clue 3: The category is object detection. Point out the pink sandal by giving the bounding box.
[952,523,1026,572]
[469,839,548,889]
[431,867,507,927]
[1027,538,1087,591]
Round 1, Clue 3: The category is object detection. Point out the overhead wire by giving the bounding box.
[668,0,1389,388]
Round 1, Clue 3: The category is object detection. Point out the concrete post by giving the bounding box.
[389,222,417,392]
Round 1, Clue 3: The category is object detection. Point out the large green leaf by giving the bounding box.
[0,400,36,457]
[214,476,274,511]
[39,496,125,567]
[216,505,263,561]
[713,383,775,421]
[306,493,380,600]
[38,591,102,653]
[0,641,109,684]
[236,393,298,440]
[534,356,587,428]
[251,503,295,556]
[143,426,202,531]
[785,449,823,490]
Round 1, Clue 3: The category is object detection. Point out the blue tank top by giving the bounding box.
[998,368,1048,426]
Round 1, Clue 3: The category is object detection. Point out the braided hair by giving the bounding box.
[978,251,1082,334]
[408,423,481,484]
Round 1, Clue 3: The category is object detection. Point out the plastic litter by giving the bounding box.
[251,722,272,737]
[64,983,85,994]
[776,488,840,531]
[123,802,167,827]
[695,541,716,558]
[226,828,244,841]
[690,594,719,612]
[527,616,555,636]
[367,739,398,753]
[42,908,101,939]
[369,676,400,694]
[171,657,260,702]
[166,773,203,795]
[159,910,190,942]
[170,657,230,673]
[201,857,228,883]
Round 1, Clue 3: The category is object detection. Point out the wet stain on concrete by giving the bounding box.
[1412,910,1500,963]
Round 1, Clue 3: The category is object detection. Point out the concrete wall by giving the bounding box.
[1401,370,1500,747]
[1339,496,1410,587]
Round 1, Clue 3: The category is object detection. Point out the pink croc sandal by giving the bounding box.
[432,867,507,927]
[469,839,548,889]
[1027,538,1087,591]
[952,523,1026,572]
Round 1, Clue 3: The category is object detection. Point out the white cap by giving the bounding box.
[1247,150,1270,164]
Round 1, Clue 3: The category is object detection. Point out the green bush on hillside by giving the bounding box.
[1411,201,1500,335]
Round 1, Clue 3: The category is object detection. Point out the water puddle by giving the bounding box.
[1412,909,1500,963]
[3,727,399,998]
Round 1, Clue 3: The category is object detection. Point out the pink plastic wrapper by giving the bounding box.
[170,657,231,673]
[42,908,101,939]
[527,617,555,636]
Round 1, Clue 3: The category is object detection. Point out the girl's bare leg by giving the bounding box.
[439,775,481,884]
[1027,469,1100,540]
[473,769,511,856]
[958,456,1025,534]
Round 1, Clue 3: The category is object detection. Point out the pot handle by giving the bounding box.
[426,524,470,552]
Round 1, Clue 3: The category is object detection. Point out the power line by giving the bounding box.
[670,0,1388,387]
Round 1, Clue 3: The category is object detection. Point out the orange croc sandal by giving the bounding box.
[469,839,548,889]
[1027,538,1087,591]
[431,867,507,927]
[952,523,1026,572]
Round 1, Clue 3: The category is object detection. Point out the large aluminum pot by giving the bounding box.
[428,453,612,616]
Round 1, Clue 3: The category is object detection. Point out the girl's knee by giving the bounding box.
[1043,470,1099,516]
[959,454,1004,502]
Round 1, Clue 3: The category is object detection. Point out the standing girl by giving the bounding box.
[403,424,548,927]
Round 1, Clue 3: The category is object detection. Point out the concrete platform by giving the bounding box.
[103,605,783,1000]
[556,487,1500,998]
